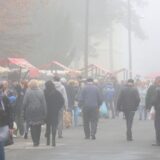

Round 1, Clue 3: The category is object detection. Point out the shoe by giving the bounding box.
[33,143,39,147]
[52,140,56,147]
[127,138,133,141]
[85,136,90,139]
[24,133,28,139]
[91,135,96,140]
[152,143,160,146]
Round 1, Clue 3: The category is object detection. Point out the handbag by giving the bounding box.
[149,106,155,120]
[0,125,9,143]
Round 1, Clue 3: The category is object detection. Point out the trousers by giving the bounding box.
[83,107,99,138]
[30,124,41,145]
[124,110,135,140]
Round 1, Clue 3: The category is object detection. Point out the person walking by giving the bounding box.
[22,80,47,146]
[79,78,102,140]
[146,76,160,146]
[44,81,64,146]
[53,76,68,138]
[0,83,13,160]
[103,82,115,119]
[117,79,140,141]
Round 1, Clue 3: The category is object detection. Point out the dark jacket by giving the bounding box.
[23,88,47,125]
[44,88,64,125]
[117,85,140,112]
[66,85,77,110]
[152,87,160,112]
[145,84,157,110]
[79,83,102,109]
[0,95,13,129]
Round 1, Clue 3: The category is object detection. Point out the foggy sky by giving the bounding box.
[132,0,160,76]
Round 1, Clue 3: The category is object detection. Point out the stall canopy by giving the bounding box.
[8,58,39,78]
[146,72,160,79]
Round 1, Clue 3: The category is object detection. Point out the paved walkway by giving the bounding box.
[6,116,160,160]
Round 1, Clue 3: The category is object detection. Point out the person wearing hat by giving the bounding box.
[117,79,140,141]
[78,78,102,140]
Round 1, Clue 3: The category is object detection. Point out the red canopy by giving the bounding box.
[8,58,39,78]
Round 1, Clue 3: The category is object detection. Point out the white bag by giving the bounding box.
[0,125,9,142]
[149,106,155,120]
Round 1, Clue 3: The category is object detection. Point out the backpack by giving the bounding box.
[103,84,115,101]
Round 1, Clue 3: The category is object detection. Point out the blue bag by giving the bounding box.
[99,102,108,117]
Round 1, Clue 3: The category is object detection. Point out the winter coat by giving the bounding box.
[152,87,160,112]
[23,88,47,125]
[0,94,13,129]
[66,85,77,110]
[145,84,157,110]
[54,82,68,109]
[79,83,103,109]
[44,89,64,125]
[117,85,140,112]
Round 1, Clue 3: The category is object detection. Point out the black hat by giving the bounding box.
[87,77,94,82]
[127,79,134,84]
[53,76,60,82]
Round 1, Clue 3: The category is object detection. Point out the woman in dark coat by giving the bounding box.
[23,80,47,147]
[44,81,64,146]
[0,84,13,160]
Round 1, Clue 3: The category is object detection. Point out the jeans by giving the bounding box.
[58,108,64,137]
[72,107,80,127]
[0,142,5,160]
[105,101,115,119]
[138,105,147,120]
[124,110,135,140]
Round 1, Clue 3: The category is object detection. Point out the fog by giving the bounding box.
[132,0,160,75]
[0,0,160,76]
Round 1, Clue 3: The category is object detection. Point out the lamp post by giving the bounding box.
[84,0,89,78]
[128,0,132,78]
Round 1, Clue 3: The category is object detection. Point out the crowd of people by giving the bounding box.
[0,75,160,160]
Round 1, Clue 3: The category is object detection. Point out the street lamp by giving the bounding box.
[84,0,89,78]
[128,0,132,78]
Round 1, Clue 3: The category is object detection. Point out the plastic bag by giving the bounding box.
[149,106,155,120]
[99,102,108,118]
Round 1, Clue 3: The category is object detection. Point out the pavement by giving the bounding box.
[6,115,160,160]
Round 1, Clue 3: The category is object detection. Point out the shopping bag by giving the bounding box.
[63,111,72,128]
[149,106,155,120]
[0,125,9,143]
[99,102,108,117]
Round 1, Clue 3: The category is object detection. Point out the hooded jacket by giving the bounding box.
[54,82,68,109]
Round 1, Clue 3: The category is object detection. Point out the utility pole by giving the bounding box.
[128,0,132,78]
[84,0,89,78]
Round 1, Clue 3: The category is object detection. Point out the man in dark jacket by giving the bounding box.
[117,79,140,141]
[79,78,102,140]
[146,76,160,146]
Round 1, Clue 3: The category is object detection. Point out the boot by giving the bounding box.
[52,138,56,147]
[47,136,50,146]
